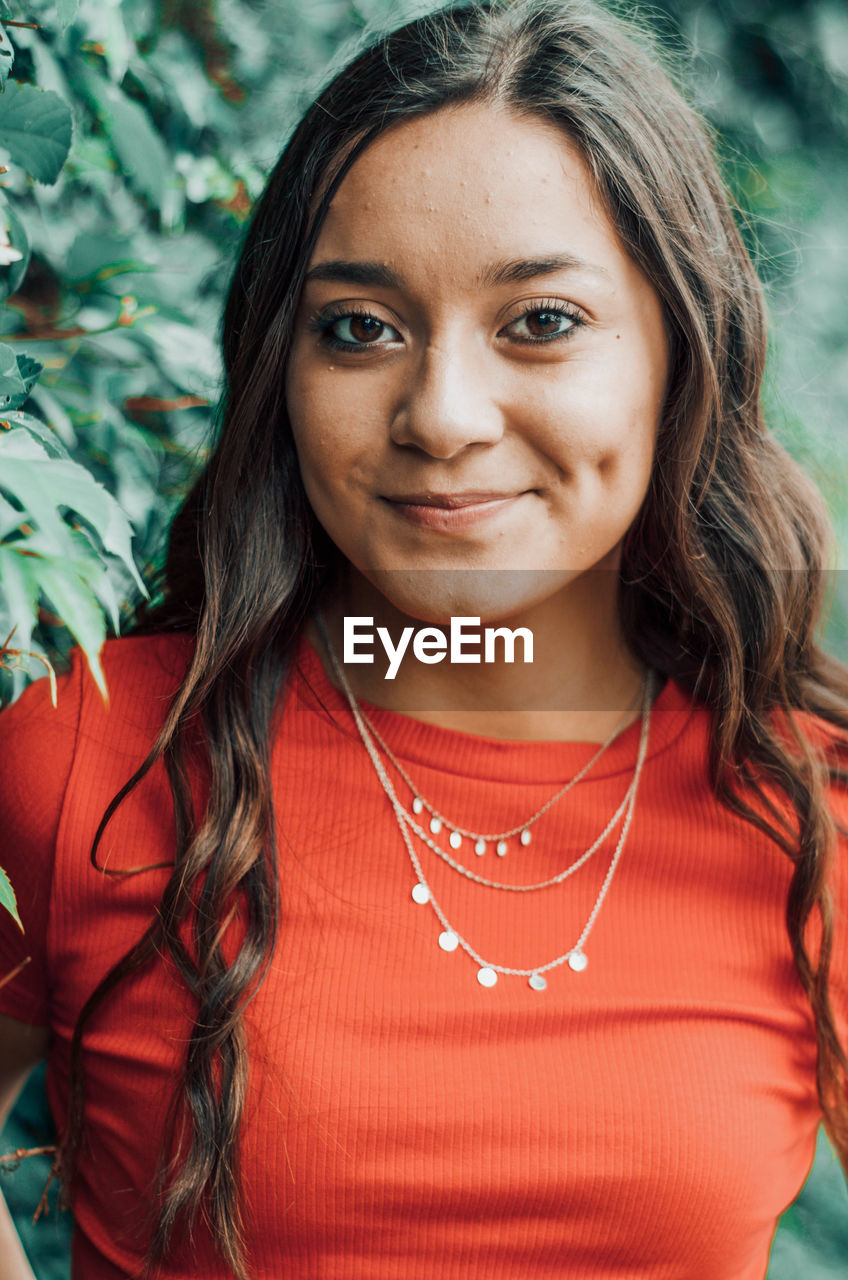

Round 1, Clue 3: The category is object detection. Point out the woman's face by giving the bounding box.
[286,102,669,624]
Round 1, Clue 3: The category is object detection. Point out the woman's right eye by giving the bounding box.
[310,311,401,351]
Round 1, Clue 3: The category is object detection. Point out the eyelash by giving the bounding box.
[306,298,586,352]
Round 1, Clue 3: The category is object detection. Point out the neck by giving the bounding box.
[309,569,650,743]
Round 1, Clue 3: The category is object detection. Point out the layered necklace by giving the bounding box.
[315,615,656,991]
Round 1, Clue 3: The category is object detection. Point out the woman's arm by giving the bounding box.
[0,1013,51,1280]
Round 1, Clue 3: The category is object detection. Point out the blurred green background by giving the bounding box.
[0,0,845,1275]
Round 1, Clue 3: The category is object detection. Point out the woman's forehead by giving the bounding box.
[308,102,634,304]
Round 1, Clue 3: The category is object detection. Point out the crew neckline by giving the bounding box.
[293,631,702,785]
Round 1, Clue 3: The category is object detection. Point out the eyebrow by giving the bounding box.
[303,254,611,290]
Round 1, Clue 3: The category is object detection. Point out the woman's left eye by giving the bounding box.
[501,307,582,343]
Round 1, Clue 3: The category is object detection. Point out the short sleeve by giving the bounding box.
[0,655,84,1025]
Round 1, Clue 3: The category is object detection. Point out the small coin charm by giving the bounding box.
[477,967,498,987]
[474,839,486,856]
[568,949,588,972]
[430,817,442,835]
[496,840,508,857]
[449,831,462,850]
[520,829,532,847]
[438,930,459,952]
[411,883,430,904]
[412,797,424,815]
[528,972,547,991]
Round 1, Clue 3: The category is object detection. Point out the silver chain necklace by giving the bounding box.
[356,678,643,856]
[315,614,656,990]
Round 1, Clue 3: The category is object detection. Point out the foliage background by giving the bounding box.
[0,0,846,1274]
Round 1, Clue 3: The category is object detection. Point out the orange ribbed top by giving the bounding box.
[1,633,847,1279]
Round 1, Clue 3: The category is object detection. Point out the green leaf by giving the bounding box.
[0,24,14,92]
[0,865,23,931]
[0,543,40,650]
[0,430,77,549]
[13,354,43,407]
[2,199,30,296]
[57,0,80,32]
[0,81,73,186]
[36,559,107,700]
[88,80,169,211]
[0,410,71,458]
[0,429,147,594]
[0,492,22,540]
[0,341,25,410]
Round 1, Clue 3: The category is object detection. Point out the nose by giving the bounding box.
[389,340,504,459]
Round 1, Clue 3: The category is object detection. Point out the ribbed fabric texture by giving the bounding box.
[1,633,847,1280]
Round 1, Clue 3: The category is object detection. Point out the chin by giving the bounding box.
[363,566,580,626]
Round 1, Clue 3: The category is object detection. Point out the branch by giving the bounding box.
[0,1146,56,1168]
[0,956,30,993]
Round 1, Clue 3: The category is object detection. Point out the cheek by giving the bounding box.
[527,360,660,466]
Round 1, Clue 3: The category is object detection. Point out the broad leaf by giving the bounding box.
[2,199,30,296]
[0,23,14,92]
[0,81,73,185]
[88,80,169,211]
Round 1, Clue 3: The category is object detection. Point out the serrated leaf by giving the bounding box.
[0,431,79,549]
[35,559,107,700]
[1,410,71,458]
[0,81,73,185]
[0,430,146,593]
[0,865,23,931]
[12,354,43,408]
[0,341,25,409]
[0,543,40,650]
[0,24,14,92]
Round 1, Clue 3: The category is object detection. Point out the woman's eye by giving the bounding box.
[503,309,580,342]
[320,313,400,348]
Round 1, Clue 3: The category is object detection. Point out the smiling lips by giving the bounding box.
[382,490,526,531]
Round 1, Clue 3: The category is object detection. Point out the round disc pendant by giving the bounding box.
[477,967,498,987]
[474,839,486,856]
[449,831,462,850]
[411,883,430,904]
[520,829,532,847]
[412,797,424,815]
[528,972,547,991]
[496,840,508,857]
[438,930,459,952]
[568,949,588,972]
[430,817,442,835]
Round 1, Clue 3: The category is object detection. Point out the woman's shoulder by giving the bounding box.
[0,633,196,1016]
[1,630,194,731]
[0,631,195,817]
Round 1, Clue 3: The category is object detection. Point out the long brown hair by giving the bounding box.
[61,1,848,1275]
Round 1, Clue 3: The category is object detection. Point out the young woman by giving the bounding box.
[1,1,847,1277]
